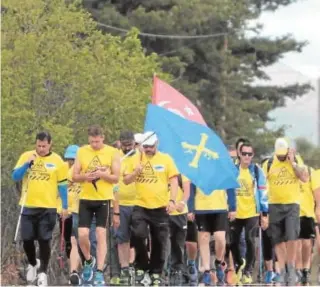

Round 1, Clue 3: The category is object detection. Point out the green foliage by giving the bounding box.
[1,0,164,187]
[85,0,311,157]
[295,138,320,169]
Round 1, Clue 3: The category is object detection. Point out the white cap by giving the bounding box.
[275,138,289,156]
[142,131,158,146]
[134,133,143,144]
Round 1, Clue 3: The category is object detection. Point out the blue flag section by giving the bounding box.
[144,104,239,195]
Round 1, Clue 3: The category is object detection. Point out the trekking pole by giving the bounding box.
[258,226,263,283]
[13,191,28,244]
[58,217,65,269]
[120,132,155,161]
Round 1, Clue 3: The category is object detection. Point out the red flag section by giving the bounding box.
[152,76,207,126]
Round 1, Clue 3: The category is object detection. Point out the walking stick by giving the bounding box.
[58,217,65,269]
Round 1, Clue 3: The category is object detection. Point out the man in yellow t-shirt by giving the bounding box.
[73,125,121,285]
[124,131,179,286]
[114,131,139,285]
[230,142,268,284]
[167,174,190,286]
[295,167,320,284]
[12,131,68,286]
[262,137,309,286]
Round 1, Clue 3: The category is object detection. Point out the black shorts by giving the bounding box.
[268,203,300,245]
[21,208,56,241]
[186,220,198,243]
[78,199,110,228]
[299,216,315,239]
[195,212,228,234]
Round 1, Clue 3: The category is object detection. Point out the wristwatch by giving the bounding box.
[113,212,120,216]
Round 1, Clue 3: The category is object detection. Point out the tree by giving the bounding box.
[295,138,320,169]
[84,0,311,157]
[1,0,165,283]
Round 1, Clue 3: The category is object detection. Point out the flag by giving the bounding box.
[152,76,207,125]
[144,104,239,194]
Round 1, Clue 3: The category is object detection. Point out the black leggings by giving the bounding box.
[23,240,51,273]
[58,215,73,259]
[230,216,259,273]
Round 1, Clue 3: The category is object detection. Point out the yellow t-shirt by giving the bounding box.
[262,156,301,204]
[195,189,227,211]
[119,151,139,206]
[170,175,189,216]
[16,151,68,208]
[300,168,320,218]
[127,152,179,209]
[77,145,119,201]
[236,167,258,219]
[57,166,81,214]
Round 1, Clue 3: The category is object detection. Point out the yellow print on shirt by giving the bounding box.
[237,179,252,197]
[271,167,296,186]
[136,161,158,184]
[86,156,109,173]
[28,160,50,181]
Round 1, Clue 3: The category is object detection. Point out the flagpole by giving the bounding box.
[152,73,157,104]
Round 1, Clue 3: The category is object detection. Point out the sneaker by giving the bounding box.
[226,269,237,285]
[120,268,131,286]
[264,271,274,284]
[296,269,303,284]
[273,272,281,283]
[110,276,120,286]
[242,272,253,284]
[301,268,311,285]
[82,256,96,282]
[26,258,40,282]
[135,269,146,286]
[200,270,211,286]
[188,263,198,284]
[287,264,296,286]
[37,272,48,286]
[150,273,163,286]
[235,258,246,284]
[215,262,226,284]
[69,271,82,286]
[93,270,105,286]
[169,270,183,286]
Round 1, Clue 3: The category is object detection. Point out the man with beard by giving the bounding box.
[262,138,309,286]
[115,131,140,285]
[124,131,179,286]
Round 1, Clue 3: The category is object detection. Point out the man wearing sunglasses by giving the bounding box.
[230,142,268,284]
[124,131,179,286]
[262,137,309,286]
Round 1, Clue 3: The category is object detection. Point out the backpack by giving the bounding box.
[266,156,298,173]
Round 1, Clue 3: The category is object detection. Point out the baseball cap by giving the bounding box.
[134,133,143,144]
[64,145,79,159]
[275,138,289,156]
[142,131,158,146]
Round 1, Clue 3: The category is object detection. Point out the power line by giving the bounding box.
[96,22,227,39]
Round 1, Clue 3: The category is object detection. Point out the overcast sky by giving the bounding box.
[257,0,319,145]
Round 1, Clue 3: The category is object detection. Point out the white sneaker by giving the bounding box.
[26,258,40,282]
[37,272,48,286]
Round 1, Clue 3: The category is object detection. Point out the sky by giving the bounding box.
[257,0,319,146]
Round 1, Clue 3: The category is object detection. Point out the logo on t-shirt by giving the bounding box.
[136,161,158,184]
[237,179,252,197]
[272,167,296,186]
[28,160,50,181]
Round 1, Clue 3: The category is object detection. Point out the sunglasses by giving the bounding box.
[241,152,253,157]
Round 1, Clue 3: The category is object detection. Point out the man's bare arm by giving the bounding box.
[169,176,178,202]
[72,156,86,182]
[292,163,309,183]
[99,153,120,184]
[182,180,191,202]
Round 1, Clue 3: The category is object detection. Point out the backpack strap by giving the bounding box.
[267,157,273,173]
[254,164,259,183]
